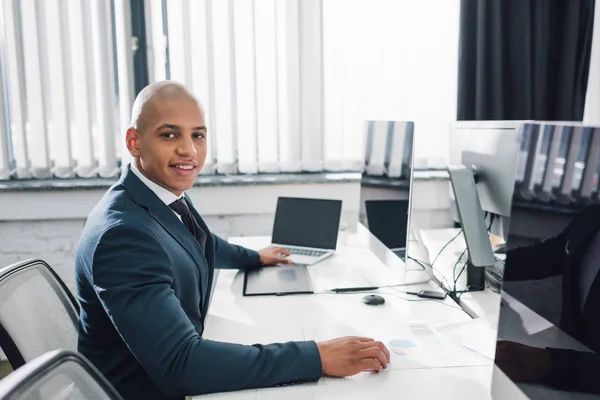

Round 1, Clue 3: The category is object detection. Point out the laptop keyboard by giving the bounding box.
[284,247,327,257]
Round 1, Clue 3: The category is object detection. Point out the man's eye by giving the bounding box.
[161,132,176,138]
[193,133,206,139]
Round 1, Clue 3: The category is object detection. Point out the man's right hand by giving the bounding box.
[316,336,391,376]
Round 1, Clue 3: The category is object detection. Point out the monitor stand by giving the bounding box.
[466,259,486,291]
[447,165,496,292]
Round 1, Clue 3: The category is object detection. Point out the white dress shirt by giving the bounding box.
[130,162,184,222]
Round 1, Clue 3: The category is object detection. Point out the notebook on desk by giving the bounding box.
[243,264,313,296]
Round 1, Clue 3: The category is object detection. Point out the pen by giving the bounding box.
[331,286,379,293]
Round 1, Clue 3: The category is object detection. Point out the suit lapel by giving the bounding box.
[120,167,209,308]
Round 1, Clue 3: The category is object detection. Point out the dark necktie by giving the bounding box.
[169,198,207,252]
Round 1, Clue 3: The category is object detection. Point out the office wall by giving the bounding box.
[0,176,452,295]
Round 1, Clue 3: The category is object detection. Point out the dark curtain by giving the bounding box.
[457,0,596,121]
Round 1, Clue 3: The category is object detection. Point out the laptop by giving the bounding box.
[270,197,343,265]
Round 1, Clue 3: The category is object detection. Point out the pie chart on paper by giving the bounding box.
[389,339,419,356]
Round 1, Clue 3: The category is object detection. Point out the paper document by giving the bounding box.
[436,314,499,360]
[303,321,491,370]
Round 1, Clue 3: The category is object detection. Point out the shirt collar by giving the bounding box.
[130,162,183,207]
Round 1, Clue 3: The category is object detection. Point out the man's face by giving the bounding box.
[127,98,207,196]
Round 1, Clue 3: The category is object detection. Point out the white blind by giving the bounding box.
[0,0,134,180]
[145,0,336,174]
[1,0,434,180]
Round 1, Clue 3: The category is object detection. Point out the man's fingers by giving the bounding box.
[369,341,391,362]
[359,347,389,368]
[358,358,382,373]
[274,247,291,256]
[353,337,375,343]
[382,344,391,362]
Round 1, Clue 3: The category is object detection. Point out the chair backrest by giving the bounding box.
[0,259,79,369]
[0,349,123,400]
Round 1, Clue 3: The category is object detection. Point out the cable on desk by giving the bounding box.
[406,256,428,271]
[314,289,470,315]
[448,213,497,300]
[452,247,468,295]
[387,276,432,288]
[430,228,463,269]
[406,256,454,294]
[386,289,471,315]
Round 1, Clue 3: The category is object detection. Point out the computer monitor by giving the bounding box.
[449,121,525,239]
[445,122,524,289]
[359,120,414,261]
[491,122,600,399]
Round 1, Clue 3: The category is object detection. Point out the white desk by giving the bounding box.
[416,228,500,318]
[194,226,495,399]
[417,228,600,400]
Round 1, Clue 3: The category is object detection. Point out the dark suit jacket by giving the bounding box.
[504,205,600,393]
[75,166,322,400]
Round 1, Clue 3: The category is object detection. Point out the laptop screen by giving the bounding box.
[271,197,342,250]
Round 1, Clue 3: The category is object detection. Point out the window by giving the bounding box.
[0,0,460,180]
[0,0,133,179]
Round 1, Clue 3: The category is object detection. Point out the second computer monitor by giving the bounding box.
[449,121,524,238]
[360,120,414,260]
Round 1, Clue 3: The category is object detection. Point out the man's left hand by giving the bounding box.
[258,246,293,265]
[495,340,552,383]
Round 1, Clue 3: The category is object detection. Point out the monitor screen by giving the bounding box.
[359,120,414,260]
[364,199,409,250]
[271,197,342,250]
[492,122,600,399]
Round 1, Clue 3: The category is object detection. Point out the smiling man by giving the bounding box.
[75,81,390,400]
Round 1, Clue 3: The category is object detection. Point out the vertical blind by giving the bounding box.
[146,0,329,174]
[0,0,134,179]
[0,0,363,180]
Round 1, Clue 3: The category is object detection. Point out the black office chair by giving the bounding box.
[0,259,79,369]
[0,349,123,399]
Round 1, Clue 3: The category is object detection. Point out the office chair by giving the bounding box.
[0,259,79,369]
[0,349,123,399]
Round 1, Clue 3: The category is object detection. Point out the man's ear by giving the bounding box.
[126,128,141,157]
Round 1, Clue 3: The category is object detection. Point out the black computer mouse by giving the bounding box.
[362,294,385,306]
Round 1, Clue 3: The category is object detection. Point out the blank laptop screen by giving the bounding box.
[271,197,342,250]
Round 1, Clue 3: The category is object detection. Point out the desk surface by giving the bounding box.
[416,228,600,400]
[195,226,495,399]
[416,228,501,318]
